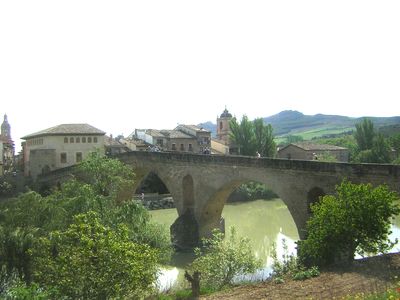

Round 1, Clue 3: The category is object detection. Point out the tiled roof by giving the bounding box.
[160,130,193,139]
[176,124,210,132]
[22,124,106,139]
[288,142,348,151]
[146,129,166,138]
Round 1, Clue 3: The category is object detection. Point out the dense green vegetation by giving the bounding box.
[229,116,276,157]
[308,118,400,164]
[298,180,400,267]
[190,227,261,290]
[227,181,278,202]
[0,153,171,299]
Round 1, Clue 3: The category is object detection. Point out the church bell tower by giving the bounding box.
[216,107,232,145]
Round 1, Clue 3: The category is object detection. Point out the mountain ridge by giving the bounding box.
[199,110,400,139]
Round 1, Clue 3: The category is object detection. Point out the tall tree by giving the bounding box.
[354,118,375,151]
[229,116,276,157]
[371,133,392,163]
[229,116,255,155]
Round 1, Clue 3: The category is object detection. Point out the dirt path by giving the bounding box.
[202,253,400,300]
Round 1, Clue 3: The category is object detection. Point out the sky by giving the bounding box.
[1,0,400,152]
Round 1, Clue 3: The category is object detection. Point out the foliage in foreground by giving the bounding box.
[270,239,319,284]
[190,227,262,290]
[298,180,400,267]
[32,211,158,299]
[0,153,171,298]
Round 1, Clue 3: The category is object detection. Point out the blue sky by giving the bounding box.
[1,1,399,152]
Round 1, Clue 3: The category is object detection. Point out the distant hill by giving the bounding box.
[264,110,400,138]
[198,121,217,137]
[199,110,400,140]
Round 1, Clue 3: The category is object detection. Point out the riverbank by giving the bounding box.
[201,252,400,299]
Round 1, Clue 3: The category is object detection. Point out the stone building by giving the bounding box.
[129,125,211,154]
[277,142,349,162]
[21,124,106,178]
[216,107,232,145]
[0,114,15,175]
[174,124,211,153]
[104,135,131,156]
[214,107,239,154]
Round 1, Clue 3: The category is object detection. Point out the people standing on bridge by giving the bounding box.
[256,151,261,158]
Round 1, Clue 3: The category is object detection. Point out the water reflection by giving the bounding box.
[151,199,299,290]
[151,199,400,290]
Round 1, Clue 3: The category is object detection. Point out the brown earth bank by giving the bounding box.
[201,252,400,300]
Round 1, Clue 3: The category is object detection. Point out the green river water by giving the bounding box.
[150,199,400,290]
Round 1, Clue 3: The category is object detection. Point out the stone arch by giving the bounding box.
[198,178,300,241]
[134,171,169,194]
[182,174,194,212]
[307,187,326,213]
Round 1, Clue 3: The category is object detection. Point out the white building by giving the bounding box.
[22,124,105,178]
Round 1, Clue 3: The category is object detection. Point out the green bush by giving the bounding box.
[190,227,261,290]
[298,180,400,267]
[0,154,172,294]
[32,211,158,299]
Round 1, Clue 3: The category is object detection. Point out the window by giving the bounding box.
[60,153,67,164]
[157,139,163,147]
[94,137,98,143]
[82,137,86,143]
[76,137,80,143]
[64,137,68,143]
[220,122,223,130]
[70,137,74,143]
[172,143,176,150]
[76,152,83,163]
[88,137,92,143]
[188,144,193,151]
[180,144,185,151]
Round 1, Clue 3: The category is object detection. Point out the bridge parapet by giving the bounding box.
[117,151,400,177]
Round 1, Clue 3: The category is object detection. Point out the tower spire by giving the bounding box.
[1,113,11,139]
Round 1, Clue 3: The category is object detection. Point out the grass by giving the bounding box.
[275,126,354,144]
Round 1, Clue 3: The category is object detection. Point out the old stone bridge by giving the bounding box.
[38,151,400,249]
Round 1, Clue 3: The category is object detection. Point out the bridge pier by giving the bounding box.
[170,209,225,250]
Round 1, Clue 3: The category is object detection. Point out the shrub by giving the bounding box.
[31,211,158,299]
[190,227,261,290]
[298,180,400,267]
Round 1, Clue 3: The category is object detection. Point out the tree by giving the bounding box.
[298,180,400,267]
[355,118,375,151]
[229,116,276,157]
[371,133,392,163]
[353,119,392,163]
[229,116,255,155]
[190,227,261,290]
[0,154,172,288]
[32,211,158,299]
[253,118,276,157]
[78,152,135,199]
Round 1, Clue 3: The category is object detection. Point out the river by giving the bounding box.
[150,199,400,291]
